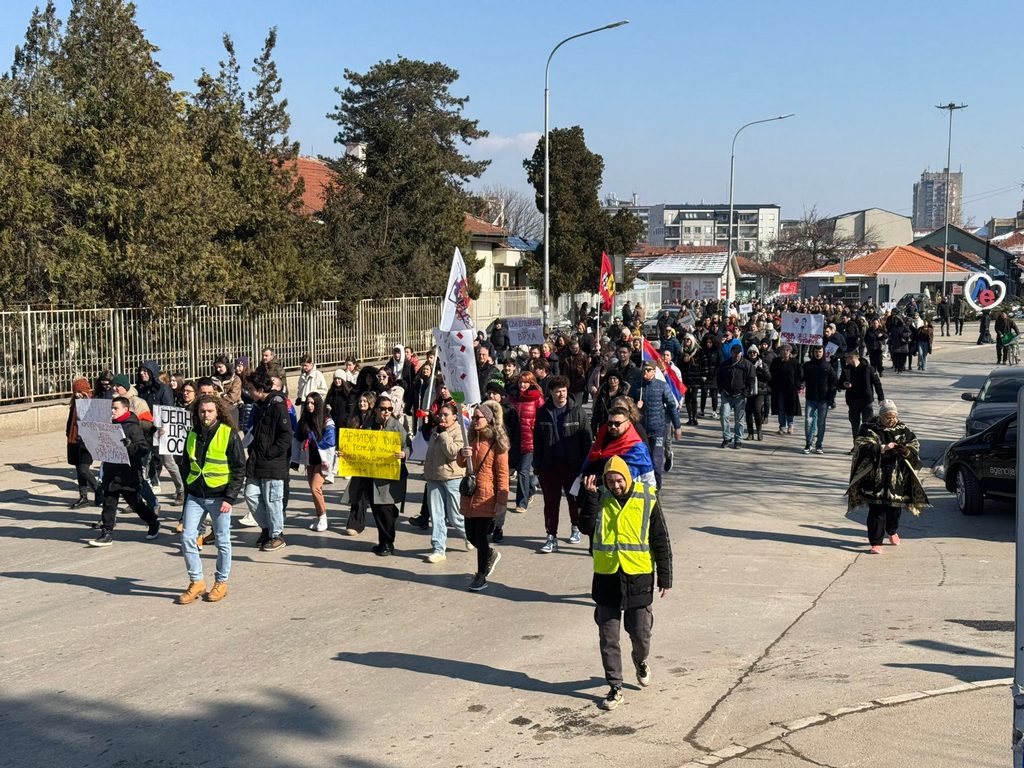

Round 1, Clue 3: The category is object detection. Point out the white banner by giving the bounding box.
[738,303,753,317]
[780,312,824,346]
[78,422,130,465]
[155,405,191,456]
[75,398,111,423]
[432,327,481,407]
[505,317,544,346]
[439,247,474,331]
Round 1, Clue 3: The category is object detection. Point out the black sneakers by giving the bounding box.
[89,530,113,547]
[599,686,623,710]
[69,496,90,510]
[145,521,161,540]
[491,526,504,543]
[468,573,488,591]
[486,549,501,578]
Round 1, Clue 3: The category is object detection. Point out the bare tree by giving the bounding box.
[769,206,878,278]
[473,183,543,240]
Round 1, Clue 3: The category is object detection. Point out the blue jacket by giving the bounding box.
[720,338,744,361]
[636,376,681,436]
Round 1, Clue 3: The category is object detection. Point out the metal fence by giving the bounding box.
[0,297,446,406]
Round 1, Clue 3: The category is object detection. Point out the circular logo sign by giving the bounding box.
[963,273,1007,312]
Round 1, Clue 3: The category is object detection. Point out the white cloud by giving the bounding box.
[472,132,542,153]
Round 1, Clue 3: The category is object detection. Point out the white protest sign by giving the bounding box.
[432,327,481,407]
[505,317,545,346]
[78,422,130,464]
[824,341,839,357]
[738,303,753,317]
[780,312,825,346]
[76,398,111,423]
[155,405,191,456]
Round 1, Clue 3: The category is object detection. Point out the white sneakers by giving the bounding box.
[237,512,259,527]
[309,516,328,532]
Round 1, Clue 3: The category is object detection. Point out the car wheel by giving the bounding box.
[955,466,984,516]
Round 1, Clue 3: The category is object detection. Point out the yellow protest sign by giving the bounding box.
[336,428,401,481]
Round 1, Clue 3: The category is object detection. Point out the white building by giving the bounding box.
[637,251,740,303]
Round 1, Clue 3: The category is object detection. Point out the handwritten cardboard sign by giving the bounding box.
[155,405,191,456]
[336,428,401,481]
[78,422,130,465]
[506,317,545,346]
[75,398,111,423]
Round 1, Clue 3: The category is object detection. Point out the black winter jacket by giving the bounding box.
[104,412,149,486]
[839,362,884,405]
[579,485,673,609]
[802,358,839,402]
[246,390,293,480]
[533,400,593,474]
[716,357,755,397]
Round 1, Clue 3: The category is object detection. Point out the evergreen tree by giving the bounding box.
[322,57,489,300]
[524,126,644,296]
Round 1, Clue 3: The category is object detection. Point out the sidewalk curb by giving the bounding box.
[676,678,1012,767]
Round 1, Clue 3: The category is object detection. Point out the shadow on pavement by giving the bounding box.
[0,571,180,599]
[335,651,604,699]
[903,639,1010,658]
[691,525,864,552]
[0,689,350,768]
[884,661,1011,683]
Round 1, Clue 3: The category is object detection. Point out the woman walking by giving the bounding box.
[423,404,467,563]
[295,392,337,532]
[459,400,510,592]
[363,393,407,556]
[847,399,929,554]
[341,392,375,536]
[916,321,934,371]
[66,378,100,509]
[509,371,544,514]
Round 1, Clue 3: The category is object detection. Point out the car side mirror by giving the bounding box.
[961,393,976,401]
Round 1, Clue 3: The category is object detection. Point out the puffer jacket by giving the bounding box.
[423,421,464,481]
[533,399,593,474]
[246,390,293,480]
[458,437,510,518]
[635,376,681,436]
[510,385,544,453]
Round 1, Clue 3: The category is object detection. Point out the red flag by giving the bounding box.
[599,251,615,311]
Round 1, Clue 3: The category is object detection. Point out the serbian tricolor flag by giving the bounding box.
[599,251,615,312]
[641,337,686,404]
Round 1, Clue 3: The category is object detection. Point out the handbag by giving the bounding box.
[459,441,494,498]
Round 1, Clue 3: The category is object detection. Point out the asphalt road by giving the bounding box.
[0,334,1014,768]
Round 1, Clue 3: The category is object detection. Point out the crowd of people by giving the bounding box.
[60,292,956,708]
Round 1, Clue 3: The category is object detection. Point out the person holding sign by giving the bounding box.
[359,393,408,556]
[89,397,161,547]
[175,395,246,604]
[66,378,100,509]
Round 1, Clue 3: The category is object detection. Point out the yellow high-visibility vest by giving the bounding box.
[185,424,232,488]
[593,482,655,575]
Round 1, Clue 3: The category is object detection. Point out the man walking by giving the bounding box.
[937,297,952,336]
[176,395,246,604]
[89,397,160,547]
[243,371,293,551]
[533,377,593,553]
[716,345,754,449]
[802,345,839,455]
[839,350,884,453]
[580,456,672,711]
[635,361,681,486]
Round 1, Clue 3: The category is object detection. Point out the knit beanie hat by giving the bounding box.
[112,374,131,390]
[603,455,632,487]
[878,399,898,416]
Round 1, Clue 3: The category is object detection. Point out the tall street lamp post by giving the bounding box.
[936,102,967,298]
[726,114,794,312]
[543,20,629,331]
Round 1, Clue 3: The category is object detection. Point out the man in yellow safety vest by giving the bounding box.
[175,395,246,604]
[581,455,672,711]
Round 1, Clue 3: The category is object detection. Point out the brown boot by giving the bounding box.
[205,581,228,602]
[176,580,206,605]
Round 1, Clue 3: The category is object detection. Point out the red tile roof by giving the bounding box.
[292,156,336,216]
[993,231,1024,254]
[802,245,970,276]
[464,212,509,237]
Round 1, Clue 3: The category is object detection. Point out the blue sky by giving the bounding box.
[2,0,1022,226]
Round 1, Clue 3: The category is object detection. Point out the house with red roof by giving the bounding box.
[463,213,541,321]
[798,245,970,305]
[291,156,336,218]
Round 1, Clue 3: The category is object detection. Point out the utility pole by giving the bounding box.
[936,102,967,298]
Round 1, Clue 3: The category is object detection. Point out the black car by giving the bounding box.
[942,413,1017,515]
[961,367,1024,434]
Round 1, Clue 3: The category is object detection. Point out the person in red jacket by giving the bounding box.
[509,371,544,514]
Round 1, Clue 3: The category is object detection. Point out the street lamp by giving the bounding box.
[543,20,629,331]
[936,102,967,297]
[726,114,794,309]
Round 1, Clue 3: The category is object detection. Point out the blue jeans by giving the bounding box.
[244,478,285,537]
[804,399,829,448]
[720,394,746,442]
[427,478,465,554]
[777,399,794,429]
[182,495,232,583]
[516,451,535,509]
[917,341,929,370]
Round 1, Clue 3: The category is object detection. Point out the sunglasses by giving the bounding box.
[607,420,627,428]
[378,406,393,412]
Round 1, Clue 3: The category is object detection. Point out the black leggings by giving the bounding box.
[465,517,492,575]
[683,386,698,421]
[745,395,765,435]
[700,385,718,413]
